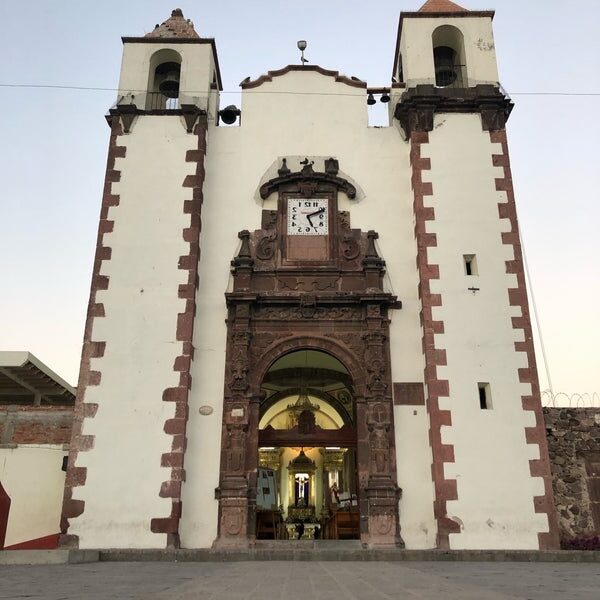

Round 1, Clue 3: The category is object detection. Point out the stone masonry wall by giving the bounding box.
[0,407,73,446]
[544,408,600,541]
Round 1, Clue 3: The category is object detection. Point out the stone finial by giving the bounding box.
[363,230,385,275]
[232,230,254,268]
[324,158,339,176]
[277,158,291,177]
[418,0,468,13]
[144,8,199,39]
[365,230,380,259]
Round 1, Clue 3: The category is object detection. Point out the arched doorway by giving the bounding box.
[256,349,359,540]
[216,330,402,549]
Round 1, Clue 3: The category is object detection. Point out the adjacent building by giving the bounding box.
[0,352,74,549]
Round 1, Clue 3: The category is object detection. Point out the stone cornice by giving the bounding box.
[241,65,366,90]
[394,84,514,138]
[107,104,207,134]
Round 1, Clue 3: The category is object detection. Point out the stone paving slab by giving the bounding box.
[0,549,98,565]
[0,550,70,566]
[1,561,599,600]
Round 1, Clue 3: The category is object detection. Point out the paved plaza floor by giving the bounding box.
[1,561,599,600]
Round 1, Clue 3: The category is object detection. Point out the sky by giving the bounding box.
[0,0,598,402]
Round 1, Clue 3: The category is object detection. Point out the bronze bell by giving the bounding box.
[159,70,180,98]
[434,46,457,87]
[219,105,241,125]
[155,61,181,98]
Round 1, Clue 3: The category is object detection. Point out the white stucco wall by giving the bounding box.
[423,113,547,549]
[399,16,499,87]
[0,446,66,547]
[395,406,437,549]
[179,69,434,548]
[71,117,198,548]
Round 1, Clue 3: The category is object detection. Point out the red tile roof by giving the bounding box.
[418,0,468,12]
[145,8,199,39]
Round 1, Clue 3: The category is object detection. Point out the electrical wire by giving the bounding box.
[519,228,554,396]
[0,83,599,97]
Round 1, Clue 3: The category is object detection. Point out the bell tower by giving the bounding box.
[61,10,222,549]
[391,0,560,550]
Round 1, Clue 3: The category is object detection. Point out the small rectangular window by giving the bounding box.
[464,254,478,276]
[478,383,492,410]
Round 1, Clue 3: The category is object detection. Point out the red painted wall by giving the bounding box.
[0,482,10,549]
[4,533,59,550]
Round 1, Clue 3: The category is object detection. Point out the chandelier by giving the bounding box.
[286,389,319,428]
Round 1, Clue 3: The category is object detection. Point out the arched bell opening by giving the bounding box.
[432,25,466,88]
[146,49,182,110]
[256,349,360,541]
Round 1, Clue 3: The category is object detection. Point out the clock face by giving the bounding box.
[287,198,329,235]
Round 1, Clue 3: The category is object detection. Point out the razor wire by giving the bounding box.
[541,390,600,408]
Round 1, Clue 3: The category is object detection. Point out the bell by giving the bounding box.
[380,93,390,103]
[155,61,181,98]
[434,46,457,87]
[367,93,376,106]
[435,65,457,87]
[219,105,241,125]
[159,71,180,98]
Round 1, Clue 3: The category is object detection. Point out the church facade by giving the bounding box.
[61,1,560,551]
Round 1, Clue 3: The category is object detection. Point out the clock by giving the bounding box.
[287,198,329,235]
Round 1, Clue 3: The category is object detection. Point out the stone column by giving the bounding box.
[362,307,403,548]
[215,304,254,548]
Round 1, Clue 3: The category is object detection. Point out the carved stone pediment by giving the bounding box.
[259,158,357,200]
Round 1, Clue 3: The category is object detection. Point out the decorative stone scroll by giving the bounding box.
[259,158,357,200]
[255,232,277,261]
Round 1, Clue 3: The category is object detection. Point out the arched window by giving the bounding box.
[146,49,182,110]
[432,25,466,88]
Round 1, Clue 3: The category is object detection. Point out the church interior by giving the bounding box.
[256,350,360,540]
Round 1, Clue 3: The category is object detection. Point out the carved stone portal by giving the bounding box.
[214,160,403,548]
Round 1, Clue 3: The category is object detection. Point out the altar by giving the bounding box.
[287,505,315,521]
[285,521,321,540]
